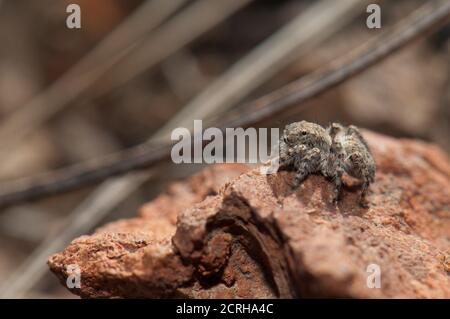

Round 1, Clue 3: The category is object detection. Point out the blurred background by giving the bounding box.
[0,0,448,298]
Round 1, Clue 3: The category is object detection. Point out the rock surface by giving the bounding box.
[48,131,450,298]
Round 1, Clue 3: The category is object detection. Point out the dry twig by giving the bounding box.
[155,0,368,138]
[0,0,185,154]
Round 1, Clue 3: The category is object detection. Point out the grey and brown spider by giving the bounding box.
[278,121,375,206]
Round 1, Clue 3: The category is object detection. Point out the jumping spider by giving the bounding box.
[278,121,375,206]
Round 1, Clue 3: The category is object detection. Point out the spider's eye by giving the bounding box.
[301,131,307,136]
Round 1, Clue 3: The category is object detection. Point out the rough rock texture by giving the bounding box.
[48,131,450,298]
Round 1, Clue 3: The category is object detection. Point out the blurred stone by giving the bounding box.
[342,46,447,136]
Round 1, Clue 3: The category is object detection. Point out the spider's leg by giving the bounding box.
[347,125,370,151]
[291,169,308,189]
[277,140,293,169]
[323,158,344,204]
[331,167,344,204]
[359,180,370,208]
[324,141,345,204]
[291,147,320,189]
[326,122,345,140]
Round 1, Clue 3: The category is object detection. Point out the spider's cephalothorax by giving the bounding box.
[278,121,375,206]
[327,123,375,206]
[278,121,342,202]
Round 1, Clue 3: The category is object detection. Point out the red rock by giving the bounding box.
[48,132,450,298]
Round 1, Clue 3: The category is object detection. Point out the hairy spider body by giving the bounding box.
[328,124,375,206]
[278,121,342,201]
[278,121,375,206]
